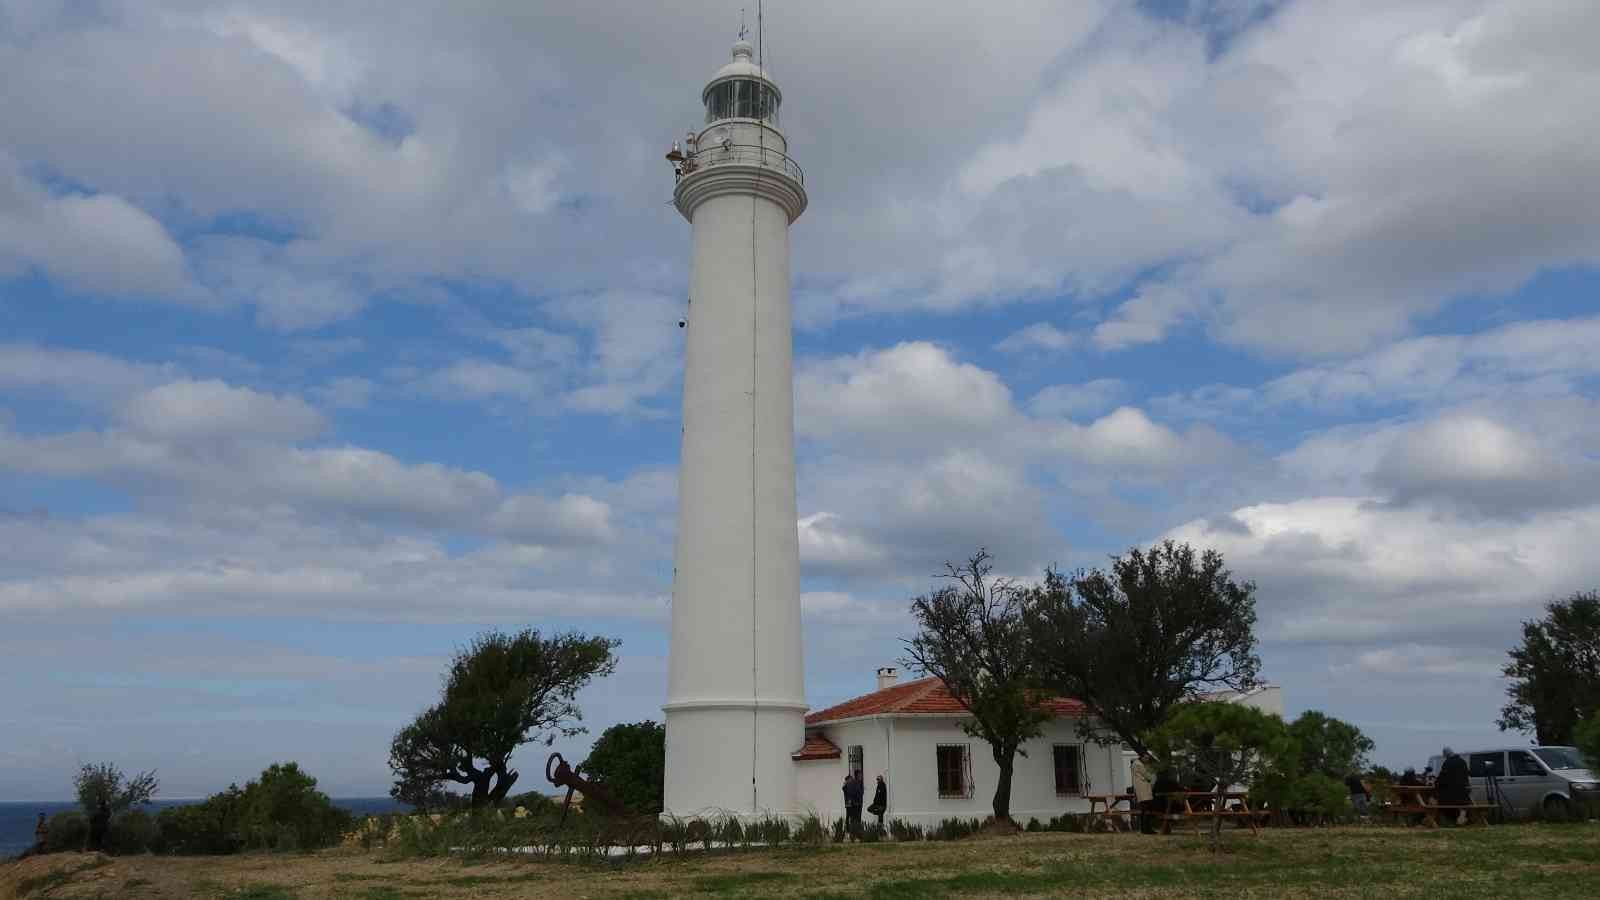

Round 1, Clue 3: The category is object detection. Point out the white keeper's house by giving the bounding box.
[792,666,1283,826]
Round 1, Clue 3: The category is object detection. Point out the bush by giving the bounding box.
[931,817,982,840]
[1025,817,1042,832]
[1045,813,1085,833]
[858,823,886,843]
[830,816,846,843]
[887,818,924,842]
[40,812,88,853]
[715,816,744,849]
[751,816,791,846]
[236,762,352,851]
[103,809,159,855]
[156,787,248,855]
[794,812,827,845]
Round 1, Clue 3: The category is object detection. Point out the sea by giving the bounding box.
[0,798,406,859]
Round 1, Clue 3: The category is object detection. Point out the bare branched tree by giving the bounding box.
[903,550,1052,823]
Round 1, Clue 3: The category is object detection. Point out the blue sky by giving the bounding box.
[3,0,1600,799]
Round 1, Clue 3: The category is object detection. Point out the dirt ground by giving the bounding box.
[5,824,1599,899]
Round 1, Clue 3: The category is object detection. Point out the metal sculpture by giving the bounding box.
[545,751,630,823]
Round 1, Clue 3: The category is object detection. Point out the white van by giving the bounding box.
[1425,746,1597,818]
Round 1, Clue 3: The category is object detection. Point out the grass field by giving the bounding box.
[5,824,1598,899]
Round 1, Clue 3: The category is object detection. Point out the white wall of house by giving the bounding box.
[794,716,1127,827]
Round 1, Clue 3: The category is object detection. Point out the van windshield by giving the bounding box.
[1532,747,1585,770]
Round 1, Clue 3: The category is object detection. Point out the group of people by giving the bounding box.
[841,772,887,834]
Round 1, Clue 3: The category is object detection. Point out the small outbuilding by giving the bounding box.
[794,667,1120,827]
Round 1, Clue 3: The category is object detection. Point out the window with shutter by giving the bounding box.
[1053,745,1083,796]
[936,744,970,798]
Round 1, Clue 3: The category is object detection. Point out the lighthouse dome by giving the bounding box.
[702,39,781,125]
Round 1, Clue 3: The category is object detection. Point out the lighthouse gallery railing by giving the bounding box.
[684,143,804,185]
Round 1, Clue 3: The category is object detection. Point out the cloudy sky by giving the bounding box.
[3,0,1599,799]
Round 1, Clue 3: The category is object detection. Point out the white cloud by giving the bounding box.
[120,379,327,442]
[994,322,1078,354]
[1028,379,1127,419]
[1166,496,1600,645]
[0,343,177,407]
[0,154,197,301]
[796,342,1015,448]
[490,492,615,546]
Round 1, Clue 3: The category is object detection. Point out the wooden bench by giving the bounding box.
[1382,785,1495,827]
[1155,791,1260,836]
[1084,794,1137,832]
[1388,800,1497,826]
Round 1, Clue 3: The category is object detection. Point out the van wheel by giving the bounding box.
[1543,796,1571,821]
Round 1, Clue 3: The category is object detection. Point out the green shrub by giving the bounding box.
[715,816,744,849]
[156,789,247,855]
[931,817,981,840]
[858,823,885,843]
[830,816,846,843]
[1289,773,1349,825]
[41,811,88,853]
[1025,817,1042,832]
[661,815,690,856]
[1045,813,1083,833]
[794,812,827,845]
[237,762,352,851]
[887,818,924,841]
[103,809,159,855]
[752,816,791,846]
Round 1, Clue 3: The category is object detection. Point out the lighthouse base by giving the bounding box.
[661,699,806,819]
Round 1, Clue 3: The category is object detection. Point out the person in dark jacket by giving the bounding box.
[869,775,888,827]
[1150,768,1184,832]
[842,773,864,835]
[32,813,49,853]
[1345,772,1371,816]
[1435,747,1471,824]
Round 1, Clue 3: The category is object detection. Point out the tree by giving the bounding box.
[903,550,1052,824]
[582,720,666,815]
[1287,710,1375,779]
[74,763,158,816]
[389,627,619,808]
[1575,713,1600,770]
[238,762,352,850]
[1498,591,1600,744]
[1146,702,1293,850]
[1025,540,1261,756]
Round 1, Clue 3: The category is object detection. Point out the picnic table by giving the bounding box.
[1084,793,1137,832]
[1382,784,1494,828]
[1154,791,1260,836]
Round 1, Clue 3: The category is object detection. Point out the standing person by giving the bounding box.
[32,813,49,853]
[869,775,888,828]
[1131,756,1156,834]
[1435,747,1471,825]
[840,773,853,834]
[841,773,863,837]
[1151,767,1184,833]
[1345,772,1371,819]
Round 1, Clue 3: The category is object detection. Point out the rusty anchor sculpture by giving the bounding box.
[545,751,630,824]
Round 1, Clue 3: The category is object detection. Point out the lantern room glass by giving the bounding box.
[705,79,780,125]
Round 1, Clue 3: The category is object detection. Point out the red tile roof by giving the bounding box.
[804,676,1085,725]
[791,732,842,761]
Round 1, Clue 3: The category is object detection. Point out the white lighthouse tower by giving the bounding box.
[662,35,808,818]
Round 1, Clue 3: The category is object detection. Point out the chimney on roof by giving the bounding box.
[876,666,898,691]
